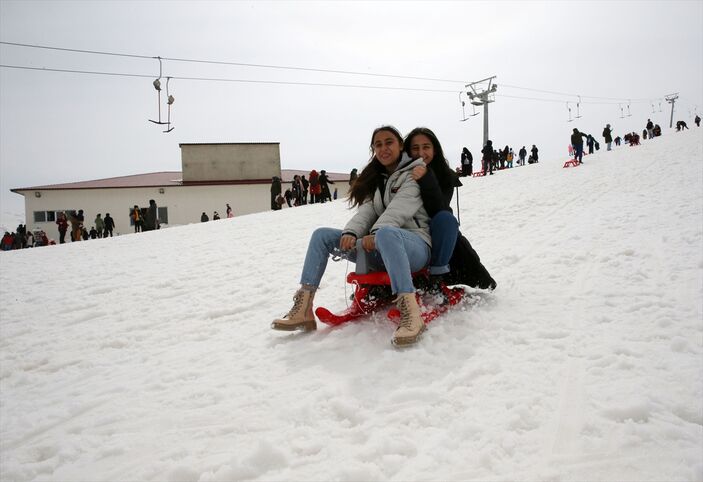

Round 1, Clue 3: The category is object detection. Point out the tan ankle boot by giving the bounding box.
[271,289,316,331]
[392,293,425,346]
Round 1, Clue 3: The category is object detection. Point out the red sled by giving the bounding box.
[315,270,466,326]
[472,171,486,177]
[563,159,580,168]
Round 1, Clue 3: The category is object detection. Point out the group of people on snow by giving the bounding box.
[130,200,159,233]
[201,204,234,223]
[270,170,338,210]
[463,142,540,177]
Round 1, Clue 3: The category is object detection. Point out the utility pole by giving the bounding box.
[466,76,497,147]
[665,93,679,128]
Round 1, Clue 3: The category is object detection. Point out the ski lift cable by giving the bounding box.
[0,40,665,102]
[0,63,679,107]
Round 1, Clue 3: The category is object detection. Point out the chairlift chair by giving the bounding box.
[459,92,480,122]
[148,57,169,126]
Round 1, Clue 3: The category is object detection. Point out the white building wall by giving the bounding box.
[18,184,275,240]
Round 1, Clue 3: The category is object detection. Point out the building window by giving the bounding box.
[33,211,46,223]
[47,211,56,222]
[158,207,169,225]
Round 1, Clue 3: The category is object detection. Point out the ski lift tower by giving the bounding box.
[466,76,498,147]
[665,93,679,129]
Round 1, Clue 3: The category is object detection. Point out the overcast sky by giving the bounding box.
[1,0,701,224]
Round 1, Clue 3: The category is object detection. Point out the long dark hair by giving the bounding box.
[347,125,404,208]
[404,127,455,191]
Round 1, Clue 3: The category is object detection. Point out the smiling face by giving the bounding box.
[372,129,403,171]
[409,133,434,165]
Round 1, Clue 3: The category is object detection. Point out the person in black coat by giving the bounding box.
[460,147,473,177]
[319,170,335,203]
[481,140,494,175]
[103,213,115,237]
[300,175,309,204]
[571,128,588,163]
[518,146,527,166]
[530,145,539,163]
[646,119,654,139]
[270,176,282,210]
[695,115,701,127]
[405,127,495,292]
[143,199,158,231]
[603,124,613,150]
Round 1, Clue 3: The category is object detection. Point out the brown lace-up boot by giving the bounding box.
[271,288,316,331]
[391,293,425,346]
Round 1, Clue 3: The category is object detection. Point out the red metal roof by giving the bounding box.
[11,169,351,192]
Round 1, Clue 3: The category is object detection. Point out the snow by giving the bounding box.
[1,130,702,481]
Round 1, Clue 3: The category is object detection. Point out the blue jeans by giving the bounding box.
[429,211,459,275]
[574,144,584,162]
[300,226,430,295]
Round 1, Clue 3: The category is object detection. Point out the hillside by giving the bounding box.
[1,130,702,481]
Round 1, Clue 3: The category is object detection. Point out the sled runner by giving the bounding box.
[315,270,467,326]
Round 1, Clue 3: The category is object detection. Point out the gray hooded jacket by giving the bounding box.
[342,154,431,247]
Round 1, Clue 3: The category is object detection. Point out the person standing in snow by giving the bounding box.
[270,176,282,211]
[646,119,654,139]
[300,175,309,204]
[319,170,335,203]
[226,203,234,218]
[56,212,69,244]
[586,134,595,154]
[143,199,158,231]
[131,205,142,233]
[571,128,588,164]
[103,213,115,237]
[530,145,539,163]
[308,170,321,204]
[460,147,473,177]
[518,146,527,166]
[481,140,494,175]
[272,125,432,347]
[94,214,104,238]
[695,115,701,127]
[603,124,614,150]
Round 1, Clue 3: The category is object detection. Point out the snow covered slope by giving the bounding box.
[1,130,702,481]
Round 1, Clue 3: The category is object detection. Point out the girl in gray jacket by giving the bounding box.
[272,126,431,346]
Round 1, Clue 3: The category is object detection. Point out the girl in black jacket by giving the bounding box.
[404,127,461,287]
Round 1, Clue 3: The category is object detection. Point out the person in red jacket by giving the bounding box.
[308,169,321,204]
[1,232,13,251]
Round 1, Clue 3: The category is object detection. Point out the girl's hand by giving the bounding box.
[361,234,376,252]
[340,234,356,251]
[411,165,427,181]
